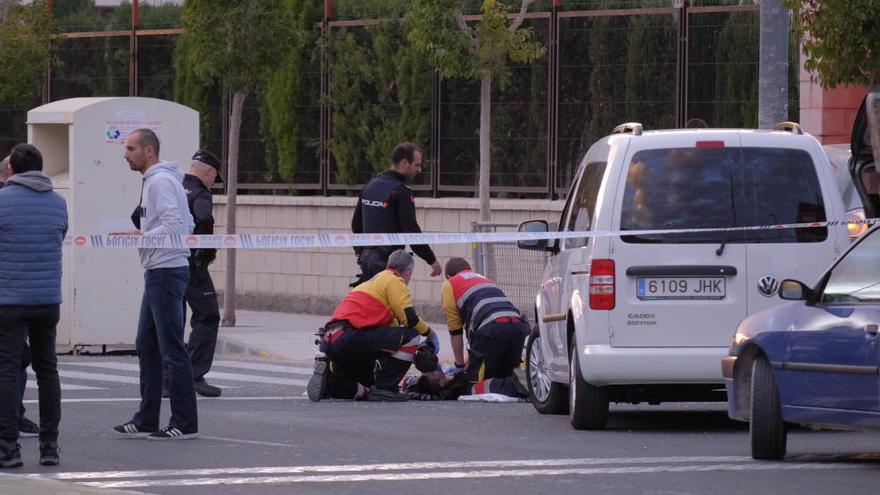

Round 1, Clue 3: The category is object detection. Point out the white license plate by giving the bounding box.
[636,277,726,300]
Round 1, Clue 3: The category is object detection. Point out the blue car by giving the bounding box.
[723,221,880,459]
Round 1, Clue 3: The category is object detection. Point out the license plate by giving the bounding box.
[636,277,726,300]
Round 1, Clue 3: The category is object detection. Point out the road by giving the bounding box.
[8,355,880,495]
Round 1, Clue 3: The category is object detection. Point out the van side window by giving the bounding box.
[565,162,607,249]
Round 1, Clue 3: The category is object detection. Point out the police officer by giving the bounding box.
[182,150,223,397]
[351,142,442,283]
[440,257,529,398]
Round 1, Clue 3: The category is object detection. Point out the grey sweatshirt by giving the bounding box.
[137,161,194,269]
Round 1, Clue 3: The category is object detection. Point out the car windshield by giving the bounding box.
[821,228,880,304]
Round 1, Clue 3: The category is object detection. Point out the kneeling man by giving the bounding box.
[440,258,529,398]
[308,250,438,402]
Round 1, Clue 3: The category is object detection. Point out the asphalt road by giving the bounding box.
[8,355,880,495]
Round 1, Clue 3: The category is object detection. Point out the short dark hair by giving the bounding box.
[391,142,422,166]
[445,257,471,278]
[131,128,160,156]
[9,144,43,173]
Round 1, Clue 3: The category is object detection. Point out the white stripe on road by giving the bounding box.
[57,370,140,384]
[22,396,304,405]
[72,462,873,489]
[61,361,308,386]
[26,456,756,480]
[199,435,299,448]
[211,360,313,375]
[24,372,102,390]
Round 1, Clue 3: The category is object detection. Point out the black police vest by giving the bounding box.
[360,172,404,234]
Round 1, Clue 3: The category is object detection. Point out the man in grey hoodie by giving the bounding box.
[111,129,198,440]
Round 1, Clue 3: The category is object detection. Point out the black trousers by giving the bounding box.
[356,248,392,282]
[324,326,421,398]
[0,304,60,447]
[184,266,220,381]
[465,321,529,391]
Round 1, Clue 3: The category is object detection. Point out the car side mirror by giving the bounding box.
[779,279,812,301]
[517,220,555,252]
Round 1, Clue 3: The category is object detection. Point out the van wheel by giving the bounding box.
[569,344,609,430]
[750,356,787,460]
[525,326,567,415]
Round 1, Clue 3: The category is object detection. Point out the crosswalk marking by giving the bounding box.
[24,375,101,391]
[211,360,312,375]
[23,360,311,391]
[61,361,308,387]
[57,369,140,384]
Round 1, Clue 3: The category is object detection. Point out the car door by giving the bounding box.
[738,134,846,318]
[539,175,581,374]
[780,227,880,413]
[850,94,880,221]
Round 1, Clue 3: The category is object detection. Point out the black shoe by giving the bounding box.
[511,372,529,398]
[366,387,410,402]
[194,379,222,398]
[18,417,39,438]
[0,444,22,469]
[147,426,198,441]
[112,422,156,438]
[39,441,59,466]
[307,358,330,402]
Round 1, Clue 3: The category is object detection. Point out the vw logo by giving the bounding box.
[758,275,779,297]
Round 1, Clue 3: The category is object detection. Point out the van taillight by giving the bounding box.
[589,259,615,310]
[696,140,725,148]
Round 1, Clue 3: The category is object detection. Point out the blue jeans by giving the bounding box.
[132,267,197,433]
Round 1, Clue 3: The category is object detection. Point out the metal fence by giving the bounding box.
[1,1,788,200]
[472,222,549,322]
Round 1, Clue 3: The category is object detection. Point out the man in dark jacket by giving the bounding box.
[0,144,68,468]
[182,150,223,397]
[351,142,442,284]
[0,156,41,440]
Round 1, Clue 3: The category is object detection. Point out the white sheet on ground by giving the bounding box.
[457,393,527,403]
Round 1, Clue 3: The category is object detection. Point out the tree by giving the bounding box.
[0,0,51,105]
[179,0,292,326]
[407,0,544,221]
[785,0,880,90]
[265,0,321,183]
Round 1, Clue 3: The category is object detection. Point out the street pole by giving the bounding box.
[758,0,790,128]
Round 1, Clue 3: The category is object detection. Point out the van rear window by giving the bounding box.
[620,147,827,244]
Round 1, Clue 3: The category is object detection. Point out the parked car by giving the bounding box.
[519,121,851,430]
[724,95,880,460]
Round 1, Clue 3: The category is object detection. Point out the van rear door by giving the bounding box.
[739,133,845,316]
[608,133,748,347]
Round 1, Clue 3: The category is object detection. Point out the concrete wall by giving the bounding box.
[209,196,564,320]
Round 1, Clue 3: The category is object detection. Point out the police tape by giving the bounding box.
[64,218,879,249]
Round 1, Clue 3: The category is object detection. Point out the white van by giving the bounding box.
[518,122,850,430]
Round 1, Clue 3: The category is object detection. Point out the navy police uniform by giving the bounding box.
[182,173,221,383]
[351,171,436,282]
